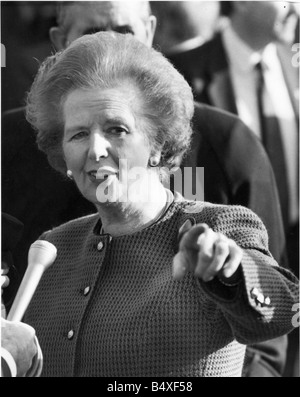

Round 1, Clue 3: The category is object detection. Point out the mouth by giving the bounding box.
[87,167,118,181]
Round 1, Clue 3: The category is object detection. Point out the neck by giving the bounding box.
[231,17,271,53]
[96,178,169,237]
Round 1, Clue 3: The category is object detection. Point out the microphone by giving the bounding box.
[7,240,57,322]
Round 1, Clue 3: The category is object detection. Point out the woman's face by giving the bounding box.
[62,84,158,206]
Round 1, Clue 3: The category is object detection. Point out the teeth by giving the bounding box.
[88,171,111,179]
[88,170,117,180]
[97,171,116,179]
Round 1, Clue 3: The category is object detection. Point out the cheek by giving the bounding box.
[124,139,152,168]
[62,143,85,171]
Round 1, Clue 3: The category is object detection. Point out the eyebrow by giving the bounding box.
[82,25,134,35]
[105,117,130,126]
[64,117,132,134]
[64,126,87,135]
[82,27,107,35]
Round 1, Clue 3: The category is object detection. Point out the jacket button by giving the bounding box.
[97,241,104,251]
[264,296,271,306]
[68,330,74,340]
[256,293,265,304]
[250,287,259,298]
[83,286,90,296]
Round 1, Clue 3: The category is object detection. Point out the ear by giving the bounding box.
[145,15,157,47]
[49,27,68,51]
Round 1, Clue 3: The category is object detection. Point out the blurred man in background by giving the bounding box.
[151,1,220,56]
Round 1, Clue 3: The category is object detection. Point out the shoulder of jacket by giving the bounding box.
[42,213,99,239]
[177,200,225,225]
[177,200,260,227]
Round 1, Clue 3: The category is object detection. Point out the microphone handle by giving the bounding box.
[7,264,45,322]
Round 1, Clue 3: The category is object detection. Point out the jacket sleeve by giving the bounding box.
[199,205,299,345]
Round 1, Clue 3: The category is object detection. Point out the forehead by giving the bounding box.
[64,1,144,31]
[63,84,144,126]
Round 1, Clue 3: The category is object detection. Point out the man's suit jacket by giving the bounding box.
[170,32,299,122]
[2,103,287,376]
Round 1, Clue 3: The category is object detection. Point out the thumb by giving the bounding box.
[172,250,190,280]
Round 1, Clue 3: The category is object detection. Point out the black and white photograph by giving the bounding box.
[1,1,299,379]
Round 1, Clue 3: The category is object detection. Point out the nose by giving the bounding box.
[88,131,110,162]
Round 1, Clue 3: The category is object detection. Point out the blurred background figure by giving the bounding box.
[151,1,220,55]
[49,0,156,50]
[1,1,57,111]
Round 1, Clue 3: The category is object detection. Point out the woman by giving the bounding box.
[23,32,298,377]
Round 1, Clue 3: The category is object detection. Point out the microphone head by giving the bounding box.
[28,240,57,270]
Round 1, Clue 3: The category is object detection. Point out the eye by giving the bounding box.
[107,126,129,136]
[82,27,105,35]
[115,26,134,35]
[70,130,89,141]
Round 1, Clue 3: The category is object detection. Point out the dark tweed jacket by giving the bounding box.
[24,197,299,377]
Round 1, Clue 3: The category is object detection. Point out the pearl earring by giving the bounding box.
[67,170,73,180]
[149,156,160,167]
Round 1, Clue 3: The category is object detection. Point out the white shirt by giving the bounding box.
[222,23,299,225]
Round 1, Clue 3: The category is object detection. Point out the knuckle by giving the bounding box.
[231,241,242,254]
[199,250,212,262]
[215,240,229,252]
[200,223,209,229]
